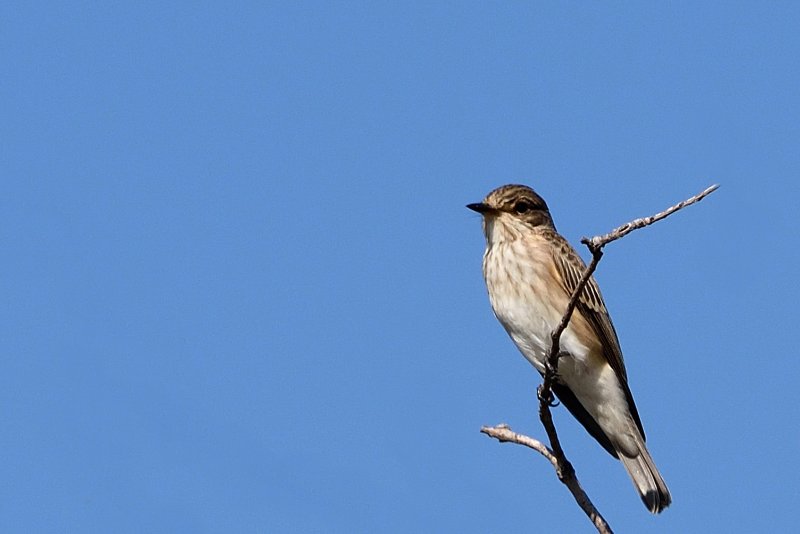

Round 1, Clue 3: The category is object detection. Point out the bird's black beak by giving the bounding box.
[467,202,492,214]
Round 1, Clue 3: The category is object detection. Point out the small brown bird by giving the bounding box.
[468,184,671,513]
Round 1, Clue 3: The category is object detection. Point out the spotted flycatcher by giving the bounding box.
[468,184,671,513]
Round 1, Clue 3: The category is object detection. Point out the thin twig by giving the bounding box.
[483,184,719,533]
[543,182,720,399]
[482,424,613,534]
[582,183,719,249]
[540,183,720,415]
[481,424,558,470]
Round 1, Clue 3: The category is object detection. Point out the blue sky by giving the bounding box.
[2,2,798,532]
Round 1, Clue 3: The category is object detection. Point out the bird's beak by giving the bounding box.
[467,202,494,214]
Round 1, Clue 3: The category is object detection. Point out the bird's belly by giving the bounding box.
[493,290,634,447]
[484,242,595,374]
[489,286,592,372]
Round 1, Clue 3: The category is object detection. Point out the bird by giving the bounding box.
[467,184,671,513]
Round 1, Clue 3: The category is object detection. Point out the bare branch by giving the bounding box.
[542,183,720,404]
[482,424,613,534]
[483,184,719,533]
[481,424,558,469]
[582,183,719,250]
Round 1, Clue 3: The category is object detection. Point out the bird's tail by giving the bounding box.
[617,431,672,514]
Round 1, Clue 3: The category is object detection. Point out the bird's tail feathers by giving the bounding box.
[617,430,671,514]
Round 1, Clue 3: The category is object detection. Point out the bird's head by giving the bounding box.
[467,184,555,240]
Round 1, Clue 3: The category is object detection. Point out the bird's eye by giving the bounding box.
[514,201,533,214]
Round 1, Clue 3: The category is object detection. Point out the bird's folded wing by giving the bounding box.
[551,236,646,439]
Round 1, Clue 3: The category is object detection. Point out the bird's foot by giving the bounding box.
[537,383,559,407]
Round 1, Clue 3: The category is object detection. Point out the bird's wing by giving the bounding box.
[550,233,646,439]
[550,381,618,457]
